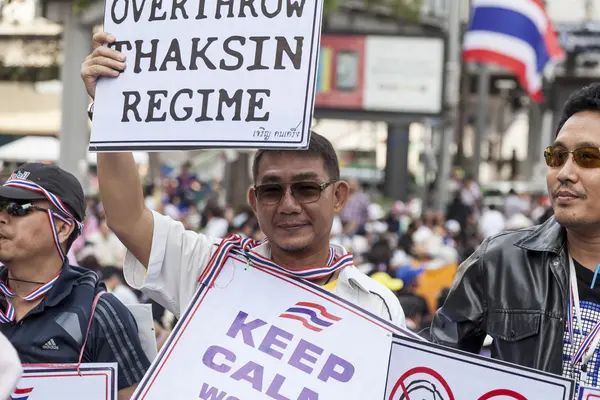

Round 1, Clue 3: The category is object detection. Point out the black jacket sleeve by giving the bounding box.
[88,293,151,390]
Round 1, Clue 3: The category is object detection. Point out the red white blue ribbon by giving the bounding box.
[2,178,83,262]
[247,249,352,280]
[567,255,600,371]
[198,234,352,283]
[0,271,60,323]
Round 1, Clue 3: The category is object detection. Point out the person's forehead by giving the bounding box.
[556,111,600,147]
[256,153,328,181]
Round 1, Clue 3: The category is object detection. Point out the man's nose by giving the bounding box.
[556,154,579,184]
[278,187,302,213]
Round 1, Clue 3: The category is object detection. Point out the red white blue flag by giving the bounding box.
[463,0,564,102]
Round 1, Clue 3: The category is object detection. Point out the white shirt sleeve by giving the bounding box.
[0,332,22,400]
[123,210,218,318]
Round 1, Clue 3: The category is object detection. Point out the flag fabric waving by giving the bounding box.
[463,0,564,102]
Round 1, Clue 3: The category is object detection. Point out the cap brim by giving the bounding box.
[0,186,46,201]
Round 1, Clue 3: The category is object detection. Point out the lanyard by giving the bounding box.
[0,271,60,323]
[568,256,600,372]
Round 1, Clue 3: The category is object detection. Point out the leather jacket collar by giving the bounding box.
[514,216,567,255]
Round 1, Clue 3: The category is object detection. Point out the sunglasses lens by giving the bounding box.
[544,147,568,168]
[4,202,27,216]
[255,184,284,205]
[290,182,322,203]
[574,147,600,168]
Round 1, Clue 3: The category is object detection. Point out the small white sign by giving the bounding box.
[363,36,444,114]
[11,363,117,400]
[132,252,419,399]
[386,336,574,400]
[579,386,600,400]
[90,0,324,151]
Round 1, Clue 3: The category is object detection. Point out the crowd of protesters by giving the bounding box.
[64,161,551,344]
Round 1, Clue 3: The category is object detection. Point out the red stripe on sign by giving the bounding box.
[296,301,341,321]
[14,388,34,395]
[279,313,322,332]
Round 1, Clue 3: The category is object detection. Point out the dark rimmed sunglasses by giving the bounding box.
[544,146,600,169]
[254,180,337,205]
[0,201,49,217]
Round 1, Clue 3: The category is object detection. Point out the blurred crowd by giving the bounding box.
[66,161,553,343]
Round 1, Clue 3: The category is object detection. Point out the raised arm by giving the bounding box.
[81,32,153,267]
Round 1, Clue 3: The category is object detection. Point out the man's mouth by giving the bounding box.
[554,189,582,203]
[276,223,310,230]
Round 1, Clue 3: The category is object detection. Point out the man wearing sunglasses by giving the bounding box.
[80,31,406,329]
[0,163,150,400]
[431,83,600,392]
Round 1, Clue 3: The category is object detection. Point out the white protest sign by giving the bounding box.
[133,250,419,399]
[580,386,600,400]
[385,336,574,400]
[90,0,323,151]
[11,363,117,400]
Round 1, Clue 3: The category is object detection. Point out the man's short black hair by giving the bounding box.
[556,83,600,137]
[251,131,340,184]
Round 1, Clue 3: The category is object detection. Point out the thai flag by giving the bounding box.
[463,0,564,102]
[11,387,34,400]
[279,301,342,332]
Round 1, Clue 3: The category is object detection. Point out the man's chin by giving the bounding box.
[555,211,591,229]
[275,239,311,253]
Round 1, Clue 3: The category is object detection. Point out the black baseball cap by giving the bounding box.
[0,163,85,222]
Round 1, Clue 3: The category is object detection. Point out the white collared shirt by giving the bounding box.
[124,211,406,328]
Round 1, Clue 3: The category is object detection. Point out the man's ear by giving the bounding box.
[333,180,350,213]
[57,219,76,249]
[248,186,257,213]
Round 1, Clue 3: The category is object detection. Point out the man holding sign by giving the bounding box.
[81,32,405,327]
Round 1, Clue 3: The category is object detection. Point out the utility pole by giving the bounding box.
[57,5,91,193]
[473,63,490,182]
[433,0,463,211]
[585,0,594,21]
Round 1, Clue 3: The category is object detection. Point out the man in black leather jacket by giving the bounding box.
[431,83,600,390]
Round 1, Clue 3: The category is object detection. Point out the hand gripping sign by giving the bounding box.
[91,0,324,150]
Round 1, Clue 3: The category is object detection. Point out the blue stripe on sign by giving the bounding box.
[285,307,333,327]
[470,6,550,72]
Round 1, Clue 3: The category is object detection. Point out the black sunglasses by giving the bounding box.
[544,146,600,169]
[0,201,49,217]
[254,180,337,205]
